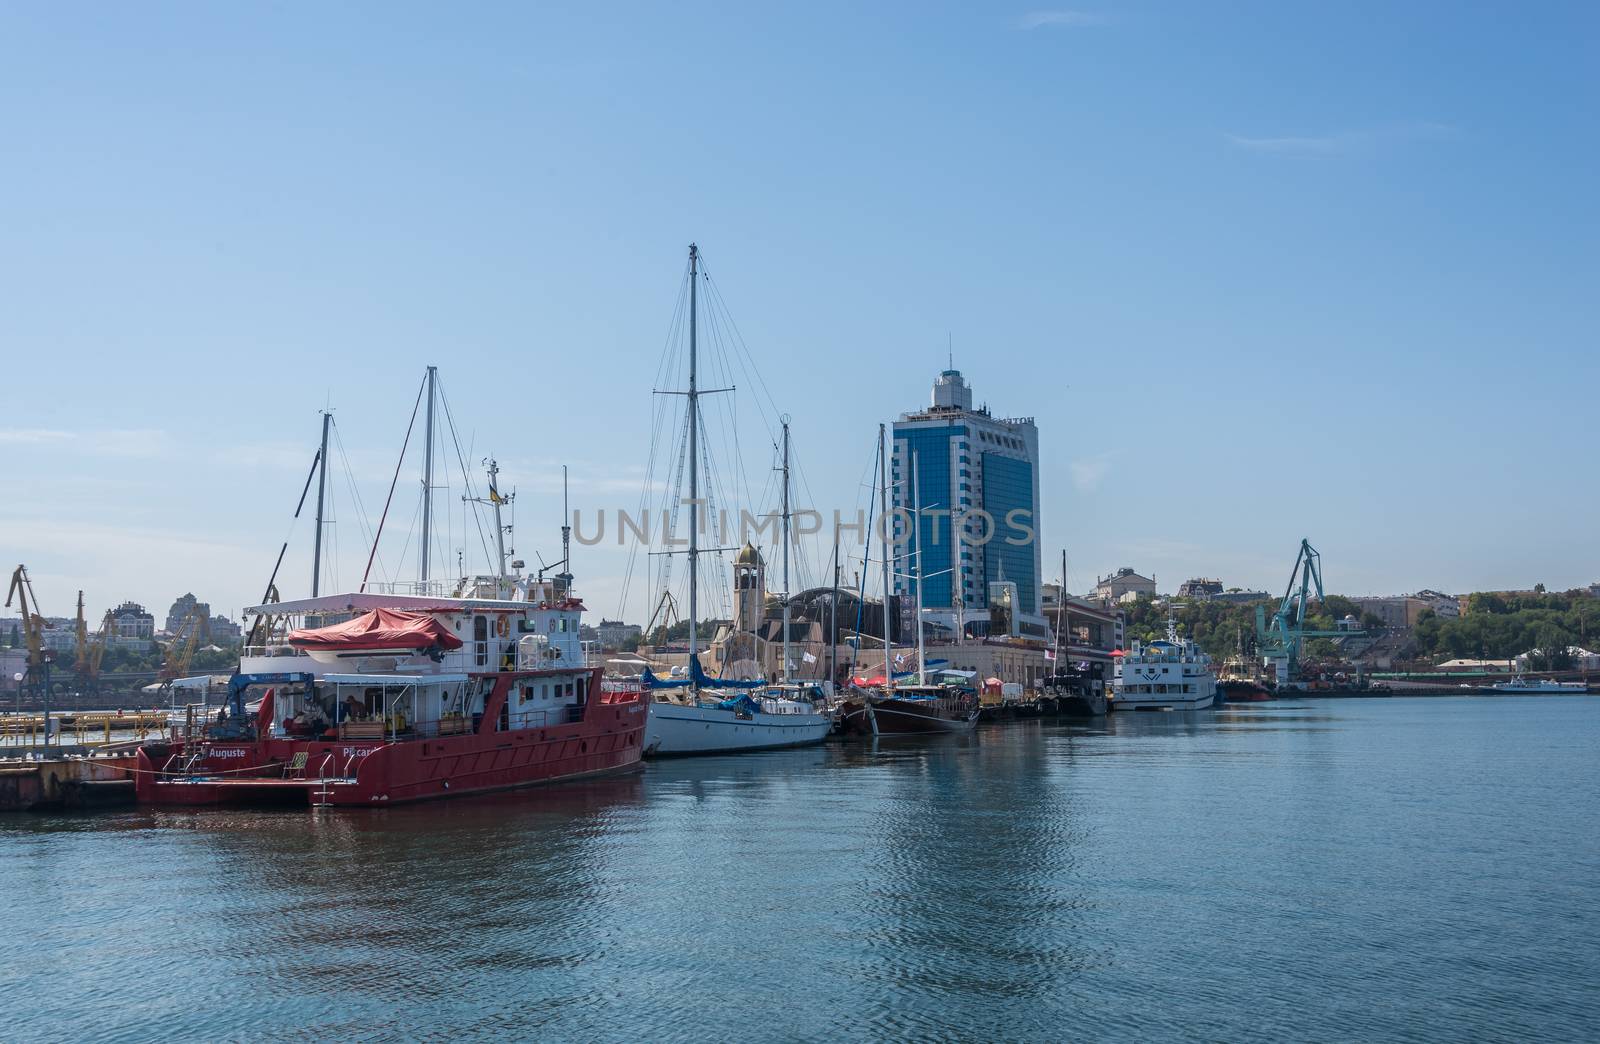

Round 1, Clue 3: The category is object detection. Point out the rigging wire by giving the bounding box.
[435,378,495,576]
[617,257,691,621]
[361,372,427,592]
[332,419,382,583]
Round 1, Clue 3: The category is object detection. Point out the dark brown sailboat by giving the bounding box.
[836,425,980,737]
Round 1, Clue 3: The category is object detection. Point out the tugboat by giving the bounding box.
[1215,648,1273,702]
[134,372,649,808]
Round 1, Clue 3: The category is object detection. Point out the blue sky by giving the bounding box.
[2,2,1596,624]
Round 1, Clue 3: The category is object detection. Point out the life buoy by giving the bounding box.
[494,616,509,638]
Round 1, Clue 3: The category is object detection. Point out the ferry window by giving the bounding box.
[474,616,489,666]
[548,619,556,633]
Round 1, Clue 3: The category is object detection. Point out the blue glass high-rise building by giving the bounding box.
[891,370,1042,636]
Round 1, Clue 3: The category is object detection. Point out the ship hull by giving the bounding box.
[643,701,832,756]
[1112,692,1216,712]
[836,694,980,736]
[135,694,649,808]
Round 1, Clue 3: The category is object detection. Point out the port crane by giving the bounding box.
[73,593,115,694]
[5,565,50,699]
[1255,539,1355,685]
[156,611,207,696]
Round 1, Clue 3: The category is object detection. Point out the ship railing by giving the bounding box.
[504,707,585,730]
[241,643,312,660]
[346,705,591,740]
[363,580,466,597]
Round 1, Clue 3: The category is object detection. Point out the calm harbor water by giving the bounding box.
[5,696,1598,1042]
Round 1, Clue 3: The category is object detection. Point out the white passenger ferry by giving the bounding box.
[1113,618,1216,711]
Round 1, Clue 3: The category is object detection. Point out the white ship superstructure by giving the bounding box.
[1113,618,1216,711]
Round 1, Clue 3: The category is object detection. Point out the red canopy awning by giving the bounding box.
[288,608,464,651]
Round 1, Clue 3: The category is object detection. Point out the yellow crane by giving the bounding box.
[157,610,206,693]
[5,565,48,696]
[73,596,115,693]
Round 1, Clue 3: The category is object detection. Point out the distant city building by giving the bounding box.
[165,593,211,635]
[1212,589,1271,605]
[891,369,1043,635]
[1352,593,1460,630]
[1412,590,1461,618]
[42,628,78,653]
[0,649,26,692]
[1177,578,1224,600]
[596,619,642,649]
[111,601,155,640]
[1171,579,1267,602]
[208,614,242,642]
[1093,568,1156,605]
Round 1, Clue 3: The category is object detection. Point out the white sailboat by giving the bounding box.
[641,244,832,756]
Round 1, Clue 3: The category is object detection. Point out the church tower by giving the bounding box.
[733,542,766,635]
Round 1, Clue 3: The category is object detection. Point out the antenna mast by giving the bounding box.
[312,410,331,597]
[561,465,571,593]
[780,418,792,683]
[879,423,893,686]
[420,365,438,584]
[912,448,926,682]
[687,244,700,661]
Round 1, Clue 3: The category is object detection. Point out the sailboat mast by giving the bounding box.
[912,449,926,682]
[879,424,893,684]
[1054,549,1067,668]
[687,244,700,660]
[829,540,840,690]
[781,419,792,683]
[311,410,331,597]
[952,472,964,647]
[420,364,437,584]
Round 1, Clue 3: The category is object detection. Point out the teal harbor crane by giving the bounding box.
[1256,539,1356,686]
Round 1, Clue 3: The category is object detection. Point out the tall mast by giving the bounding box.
[952,456,964,646]
[420,365,437,584]
[911,449,926,682]
[487,458,507,583]
[561,464,571,592]
[879,424,893,686]
[1054,549,1067,669]
[780,419,792,683]
[687,244,700,661]
[312,410,331,597]
[829,539,840,690]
